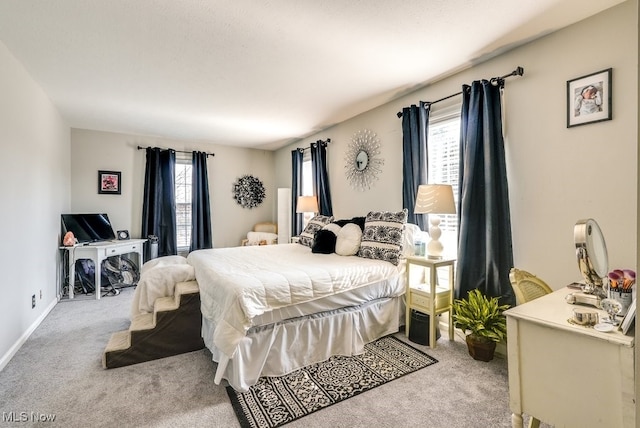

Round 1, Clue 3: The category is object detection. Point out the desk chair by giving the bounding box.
[508,267,553,428]
[509,268,553,306]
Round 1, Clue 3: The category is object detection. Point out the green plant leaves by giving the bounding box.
[452,289,510,342]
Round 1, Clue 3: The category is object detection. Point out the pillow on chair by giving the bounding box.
[246,231,278,245]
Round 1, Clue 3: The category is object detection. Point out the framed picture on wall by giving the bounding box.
[567,68,612,128]
[98,170,121,195]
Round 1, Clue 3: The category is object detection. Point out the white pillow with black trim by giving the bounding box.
[357,209,408,265]
[298,215,334,247]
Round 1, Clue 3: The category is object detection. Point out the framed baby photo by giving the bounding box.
[567,68,612,128]
[98,170,121,195]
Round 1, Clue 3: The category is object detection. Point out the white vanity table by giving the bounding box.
[60,239,145,300]
[505,286,635,428]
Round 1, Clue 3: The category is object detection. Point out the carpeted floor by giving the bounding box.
[0,287,545,428]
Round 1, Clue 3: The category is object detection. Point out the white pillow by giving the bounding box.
[335,223,363,256]
[323,223,343,235]
[247,231,278,245]
[402,223,421,257]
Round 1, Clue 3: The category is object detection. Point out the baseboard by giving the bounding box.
[0,297,58,372]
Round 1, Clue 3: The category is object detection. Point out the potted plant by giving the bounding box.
[452,289,510,362]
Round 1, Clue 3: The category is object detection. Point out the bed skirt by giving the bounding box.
[203,295,403,392]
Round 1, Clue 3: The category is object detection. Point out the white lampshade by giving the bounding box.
[414,184,456,259]
[296,196,319,213]
[414,184,456,215]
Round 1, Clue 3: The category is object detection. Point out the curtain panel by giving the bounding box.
[141,147,177,259]
[291,149,304,237]
[311,141,333,216]
[456,80,515,306]
[190,151,213,251]
[402,101,429,230]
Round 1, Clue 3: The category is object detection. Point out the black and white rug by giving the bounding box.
[226,335,438,428]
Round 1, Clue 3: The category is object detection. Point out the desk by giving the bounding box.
[61,239,145,300]
[505,287,635,428]
[405,256,455,348]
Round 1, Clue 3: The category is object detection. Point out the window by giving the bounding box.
[427,105,461,252]
[301,151,314,224]
[175,155,192,251]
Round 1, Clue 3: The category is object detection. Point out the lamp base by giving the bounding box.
[427,254,443,260]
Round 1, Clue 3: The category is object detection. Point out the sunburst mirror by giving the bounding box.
[344,129,384,191]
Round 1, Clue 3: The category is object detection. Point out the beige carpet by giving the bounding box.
[0,287,545,427]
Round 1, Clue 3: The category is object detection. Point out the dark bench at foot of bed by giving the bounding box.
[102,281,204,369]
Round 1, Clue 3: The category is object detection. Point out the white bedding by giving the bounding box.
[186,243,404,359]
[130,256,196,318]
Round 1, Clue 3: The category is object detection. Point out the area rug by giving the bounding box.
[226,335,438,428]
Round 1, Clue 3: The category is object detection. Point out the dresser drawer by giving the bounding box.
[101,242,141,257]
[409,285,451,311]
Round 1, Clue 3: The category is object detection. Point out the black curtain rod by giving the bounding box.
[296,138,331,152]
[136,145,215,157]
[396,66,524,118]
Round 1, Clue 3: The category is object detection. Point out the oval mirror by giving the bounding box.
[355,150,368,171]
[574,218,608,295]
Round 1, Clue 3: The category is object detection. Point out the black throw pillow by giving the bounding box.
[332,216,366,231]
[350,216,366,231]
[311,229,338,254]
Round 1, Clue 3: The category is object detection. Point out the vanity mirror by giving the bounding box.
[574,218,608,298]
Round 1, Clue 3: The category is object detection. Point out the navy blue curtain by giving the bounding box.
[190,151,212,251]
[456,80,515,307]
[141,147,177,259]
[402,101,430,230]
[291,149,304,236]
[311,140,333,216]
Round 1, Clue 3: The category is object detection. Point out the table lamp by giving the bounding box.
[296,196,319,226]
[414,184,456,259]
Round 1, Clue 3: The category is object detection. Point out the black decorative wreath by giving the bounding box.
[232,174,266,209]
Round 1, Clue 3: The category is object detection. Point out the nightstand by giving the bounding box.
[405,256,456,348]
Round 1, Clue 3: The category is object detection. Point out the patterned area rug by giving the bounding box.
[226,335,438,428]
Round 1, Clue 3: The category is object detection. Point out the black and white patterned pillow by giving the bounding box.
[357,209,408,265]
[298,215,334,247]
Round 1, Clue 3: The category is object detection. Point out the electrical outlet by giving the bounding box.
[31,295,36,309]
[40,290,42,299]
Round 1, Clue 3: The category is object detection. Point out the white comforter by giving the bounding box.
[187,244,403,358]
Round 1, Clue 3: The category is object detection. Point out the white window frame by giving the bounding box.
[427,104,461,255]
[175,153,192,254]
[301,150,314,225]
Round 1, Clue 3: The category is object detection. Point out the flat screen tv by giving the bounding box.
[61,213,116,244]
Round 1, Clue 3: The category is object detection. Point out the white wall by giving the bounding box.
[70,129,276,249]
[0,41,70,368]
[275,1,638,289]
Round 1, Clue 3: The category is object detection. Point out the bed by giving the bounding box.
[192,211,414,391]
[130,211,415,392]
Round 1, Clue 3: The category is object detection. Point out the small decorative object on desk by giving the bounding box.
[607,269,635,317]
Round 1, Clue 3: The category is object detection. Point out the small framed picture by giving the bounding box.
[567,68,612,128]
[620,298,636,335]
[98,170,121,195]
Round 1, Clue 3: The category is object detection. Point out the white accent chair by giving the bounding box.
[241,222,278,246]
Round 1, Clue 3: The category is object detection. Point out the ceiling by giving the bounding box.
[0,0,625,150]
